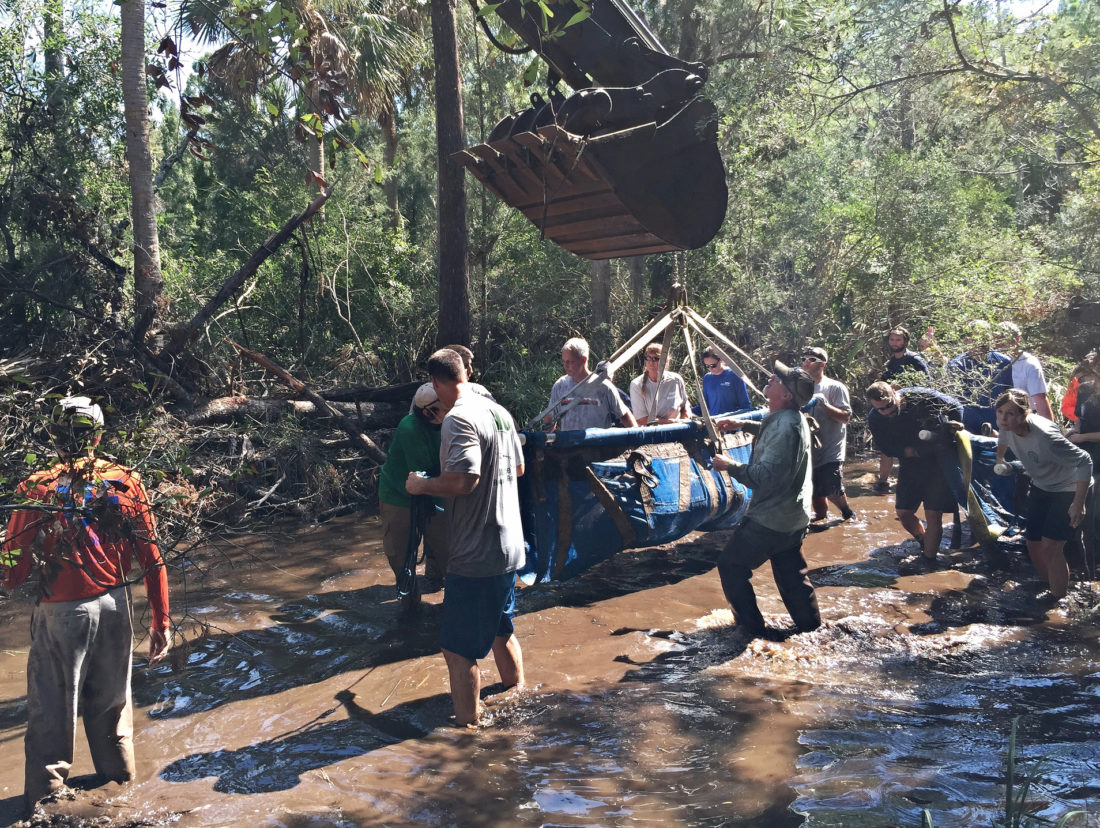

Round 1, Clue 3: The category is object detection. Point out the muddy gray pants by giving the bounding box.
[717,518,820,633]
[25,586,135,808]
[380,501,450,582]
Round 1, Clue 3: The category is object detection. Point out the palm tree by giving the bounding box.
[431,0,469,347]
[181,0,418,188]
[121,0,165,343]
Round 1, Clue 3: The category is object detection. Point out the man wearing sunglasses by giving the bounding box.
[3,397,170,813]
[800,347,855,526]
[692,347,751,417]
[865,382,964,561]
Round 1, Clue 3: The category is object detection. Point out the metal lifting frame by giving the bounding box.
[529,285,774,433]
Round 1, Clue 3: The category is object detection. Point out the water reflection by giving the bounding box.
[4,485,1099,827]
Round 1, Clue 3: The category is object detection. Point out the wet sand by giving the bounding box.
[1,464,1098,826]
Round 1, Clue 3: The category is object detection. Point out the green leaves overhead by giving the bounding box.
[521,55,541,87]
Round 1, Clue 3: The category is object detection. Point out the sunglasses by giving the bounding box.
[703,361,719,369]
[801,356,823,364]
[872,401,897,413]
[645,356,661,362]
[421,404,442,417]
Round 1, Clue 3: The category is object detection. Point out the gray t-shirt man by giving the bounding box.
[811,375,851,467]
[548,374,631,431]
[441,394,525,577]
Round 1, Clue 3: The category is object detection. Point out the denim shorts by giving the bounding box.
[439,571,516,661]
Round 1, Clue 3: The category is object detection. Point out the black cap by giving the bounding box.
[773,361,815,407]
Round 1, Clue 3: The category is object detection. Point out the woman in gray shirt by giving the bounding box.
[995,389,1092,598]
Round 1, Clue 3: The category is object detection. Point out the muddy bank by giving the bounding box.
[1,464,1098,827]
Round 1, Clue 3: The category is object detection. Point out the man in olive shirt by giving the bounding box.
[711,362,819,637]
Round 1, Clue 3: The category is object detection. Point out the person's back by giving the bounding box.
[948,351,1010,432]
[378,413,442,508]
[2,398,170,813]
[442,394,525,577]
[4,458,164,601]
[883,350,931,382]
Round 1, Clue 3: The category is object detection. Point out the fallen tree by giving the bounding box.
[185,395,406,429]
[227,339,388,465]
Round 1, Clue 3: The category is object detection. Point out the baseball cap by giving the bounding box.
[52,396,105,428]
[412,382,439,410]
[773,361,815,407]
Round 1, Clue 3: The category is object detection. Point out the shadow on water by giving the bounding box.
[135,535,725,719]
[135,583,445,717]
[151,614,806,826]
[160,689,449,794]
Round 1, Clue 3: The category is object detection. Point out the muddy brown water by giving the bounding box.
[1,464,1098,827]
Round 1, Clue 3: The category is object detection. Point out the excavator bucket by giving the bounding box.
[454,98,727,259]
[460,0,729,258]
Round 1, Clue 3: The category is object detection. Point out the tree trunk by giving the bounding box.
[677,0,700,62]
[120,0,164,344]
[898,83,914,151]
[379,105,402,230]
[307,90,325,188]
[590,259,611,327]
[431,0,471,347]
[43,0,65,113]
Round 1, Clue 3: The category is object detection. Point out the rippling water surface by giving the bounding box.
[1,469,1098,826]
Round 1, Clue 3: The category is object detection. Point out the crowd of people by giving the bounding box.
[370,325,1097,728]
[3,325,1095,807]
[865,323,1095,601]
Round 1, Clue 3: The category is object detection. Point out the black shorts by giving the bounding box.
[812,461,844,498]
[895,456,957,513]
[1025,487,1076,542]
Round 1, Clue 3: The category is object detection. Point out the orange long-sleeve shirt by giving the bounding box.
[2,457,169,630]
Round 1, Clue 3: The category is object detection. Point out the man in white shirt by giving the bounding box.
[996,322,1054,420]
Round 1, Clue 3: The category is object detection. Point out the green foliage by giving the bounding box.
[0,0,131,343]
[2,0,1098,515]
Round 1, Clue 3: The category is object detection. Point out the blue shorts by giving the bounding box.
[440,571,516,661]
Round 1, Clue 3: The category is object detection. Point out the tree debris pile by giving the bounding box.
[0,331,408,583]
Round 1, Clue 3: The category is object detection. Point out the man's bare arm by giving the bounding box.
[407,470,479,497]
